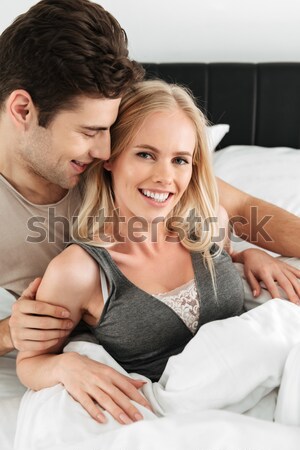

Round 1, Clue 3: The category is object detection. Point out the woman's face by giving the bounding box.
[105,108,196,223]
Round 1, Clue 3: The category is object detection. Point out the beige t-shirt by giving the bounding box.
[0,175,82,297]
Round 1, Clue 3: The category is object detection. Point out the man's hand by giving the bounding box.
[57,352,152,424]
[232,249,300,304]
[9,278,73,351]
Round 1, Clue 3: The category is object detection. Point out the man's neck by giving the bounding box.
[0,163,67,205]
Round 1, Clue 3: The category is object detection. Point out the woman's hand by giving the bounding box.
[57,352,152,424]
[232,249,300,304]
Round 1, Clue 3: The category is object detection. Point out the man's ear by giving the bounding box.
[103,160,112,171]
[6,90,37,129]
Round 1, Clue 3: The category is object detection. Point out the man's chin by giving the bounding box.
[60,175,81,190]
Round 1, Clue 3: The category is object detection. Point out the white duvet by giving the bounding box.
[14,299,300,450]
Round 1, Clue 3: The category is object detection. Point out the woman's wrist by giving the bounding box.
[55,351,81,386]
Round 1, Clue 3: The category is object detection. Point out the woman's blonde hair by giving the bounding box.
[73,79,220,278]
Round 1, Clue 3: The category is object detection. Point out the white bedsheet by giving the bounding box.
[14,299,300,450]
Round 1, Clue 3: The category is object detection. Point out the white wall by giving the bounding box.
[1,0,300,62]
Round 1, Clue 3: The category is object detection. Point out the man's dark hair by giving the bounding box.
[0,0,144,126]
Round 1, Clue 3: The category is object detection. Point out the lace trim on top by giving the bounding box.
[153,279,199,334]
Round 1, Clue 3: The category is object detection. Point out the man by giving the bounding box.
[0,0,152,424]
[0,0,300,425]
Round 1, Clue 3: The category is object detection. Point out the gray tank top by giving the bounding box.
[77,243,244,381]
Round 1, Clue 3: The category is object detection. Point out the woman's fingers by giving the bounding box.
[60,353,152,424]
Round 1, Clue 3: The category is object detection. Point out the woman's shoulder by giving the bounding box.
[44,244,100,292]
[37,246,103,330]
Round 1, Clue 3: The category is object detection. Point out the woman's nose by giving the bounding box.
[151,163,173,185]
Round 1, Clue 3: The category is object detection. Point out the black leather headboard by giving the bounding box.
[143,63,300,150]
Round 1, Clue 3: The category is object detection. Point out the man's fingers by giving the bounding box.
[9,299,73,350]
[20,277,42,300]
[283,270,300,298]
[246,271,261,297]
[285,265,300,278]
[11,314,73,331]
[262,275,281,299]
[12,327,71,342]
[12,299,70,319]
[276,272,300,304]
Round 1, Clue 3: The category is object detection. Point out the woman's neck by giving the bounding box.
[105,217,180,256]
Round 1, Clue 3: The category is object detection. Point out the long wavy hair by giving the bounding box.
[73,79,220,279]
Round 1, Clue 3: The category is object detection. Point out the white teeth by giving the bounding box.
[141,189,170,203]
[74,160,85,167]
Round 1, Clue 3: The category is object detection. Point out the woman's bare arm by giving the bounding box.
[16,244,151,424]
[16,244,100,389]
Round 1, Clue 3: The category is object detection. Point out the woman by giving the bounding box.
[16,80,279,427]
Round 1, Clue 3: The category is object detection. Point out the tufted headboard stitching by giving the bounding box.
[143,63,300,150]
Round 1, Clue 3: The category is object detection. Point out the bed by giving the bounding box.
[1,62,300,450]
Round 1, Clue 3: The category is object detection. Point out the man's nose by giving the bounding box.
[89,132,111,161]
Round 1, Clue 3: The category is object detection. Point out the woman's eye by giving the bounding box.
[137,152,153,159]
[174,157,188,165]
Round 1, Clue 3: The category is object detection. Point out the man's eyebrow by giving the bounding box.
[136,144,193,157]
[81,125,109,131]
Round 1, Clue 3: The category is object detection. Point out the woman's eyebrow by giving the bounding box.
[135,144,193,157]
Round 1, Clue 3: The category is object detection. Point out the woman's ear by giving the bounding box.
[6,90,37,130]
[103,160,112,171]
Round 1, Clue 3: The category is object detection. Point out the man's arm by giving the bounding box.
[217,177,300,257]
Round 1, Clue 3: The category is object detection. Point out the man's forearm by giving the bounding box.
[233,197,300,257]
[0,317,14,355]
[217,177,300,257]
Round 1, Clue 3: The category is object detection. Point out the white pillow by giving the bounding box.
[206,124,230,151]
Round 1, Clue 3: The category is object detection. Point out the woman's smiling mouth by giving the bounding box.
[139,189,173,204]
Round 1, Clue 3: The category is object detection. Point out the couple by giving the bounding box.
[0,0,299,429]
[15,79,300,443]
